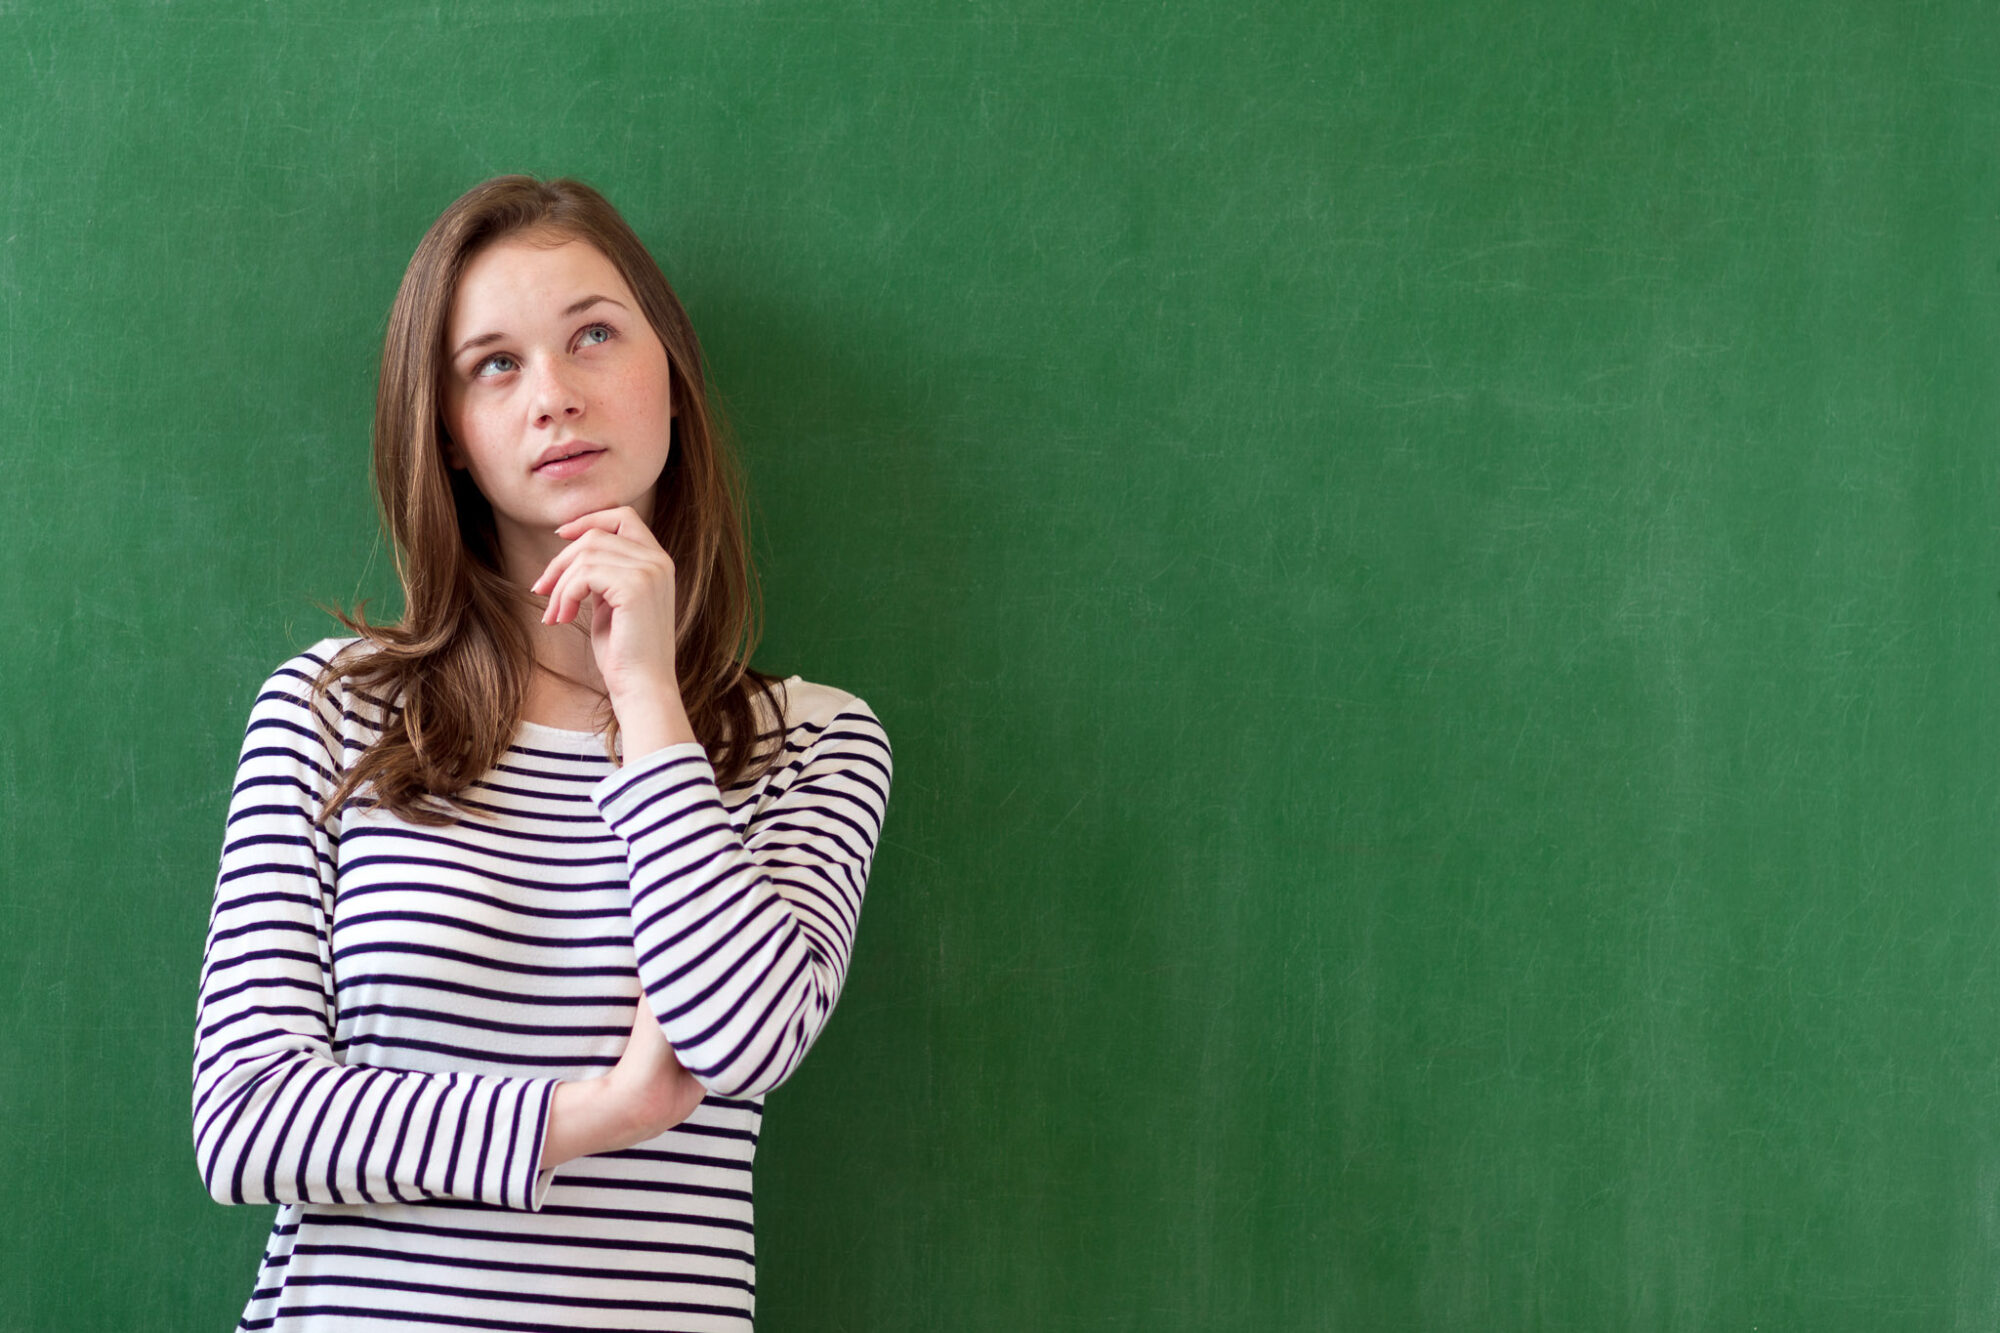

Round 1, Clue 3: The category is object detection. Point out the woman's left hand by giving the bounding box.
[532,506,695,754]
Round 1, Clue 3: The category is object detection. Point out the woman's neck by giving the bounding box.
[519,621,609,732]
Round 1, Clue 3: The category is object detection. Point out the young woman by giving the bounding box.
[192,175,893,1331]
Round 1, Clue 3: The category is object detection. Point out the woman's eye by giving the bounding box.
[579,323,613,347]
[475,353,518,378]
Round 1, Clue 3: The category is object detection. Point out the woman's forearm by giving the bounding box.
[540,1003,710,1171]
[539,1078,632,1171]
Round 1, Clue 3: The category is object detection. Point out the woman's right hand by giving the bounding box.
[540,999,709,1171]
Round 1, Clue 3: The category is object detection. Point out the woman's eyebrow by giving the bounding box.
[450,295,630,359]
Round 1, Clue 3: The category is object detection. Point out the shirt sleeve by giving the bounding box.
[590,697,893,1099]
[191,644,558,1211]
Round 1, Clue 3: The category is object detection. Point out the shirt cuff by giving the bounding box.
[514,1078,560,1212]
[591,740,715,825]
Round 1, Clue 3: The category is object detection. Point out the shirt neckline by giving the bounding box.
[512,676,801,747]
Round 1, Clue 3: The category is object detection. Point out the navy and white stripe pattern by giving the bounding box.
[193,637,892,1331]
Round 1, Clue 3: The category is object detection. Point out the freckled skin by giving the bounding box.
[439,235,676,565]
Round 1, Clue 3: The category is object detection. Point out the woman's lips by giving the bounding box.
[533,448,605,478]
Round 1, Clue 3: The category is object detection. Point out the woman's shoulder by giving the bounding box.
[254,635,392,731]
[761,674,890,764]
[251,635,351,699]
[743,675,892,808]
[765,673,880,730]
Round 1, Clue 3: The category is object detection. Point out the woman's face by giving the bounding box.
[439,233,675,559]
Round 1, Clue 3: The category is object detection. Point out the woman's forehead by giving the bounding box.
[449,234,632,333]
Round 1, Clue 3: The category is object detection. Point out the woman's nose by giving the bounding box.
[530,359,585,428]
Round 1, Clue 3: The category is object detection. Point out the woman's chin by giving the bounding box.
[554,494,651,528]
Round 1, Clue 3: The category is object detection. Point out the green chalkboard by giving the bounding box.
[4,1,2000,1328]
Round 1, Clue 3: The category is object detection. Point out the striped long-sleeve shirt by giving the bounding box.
[192,637,893,1332]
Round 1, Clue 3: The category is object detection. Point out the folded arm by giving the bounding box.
[192,646,557,1210]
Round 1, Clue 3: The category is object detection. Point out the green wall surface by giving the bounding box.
[4,1,2000,1328]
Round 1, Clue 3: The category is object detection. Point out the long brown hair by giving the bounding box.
[313,175,784,825]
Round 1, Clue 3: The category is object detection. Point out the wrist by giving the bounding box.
[612,684,698,760]
[542,1074,640,1170]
